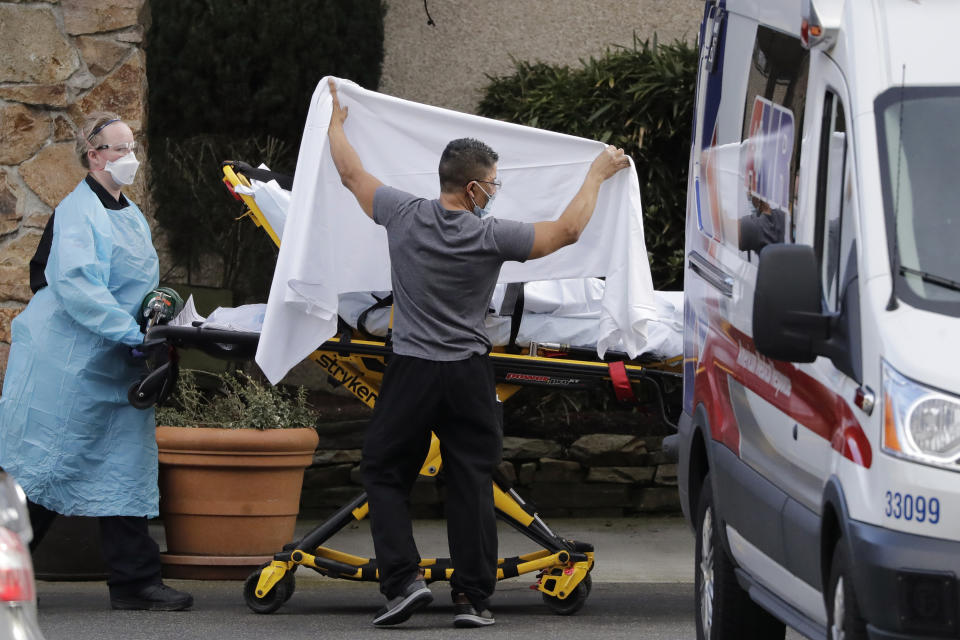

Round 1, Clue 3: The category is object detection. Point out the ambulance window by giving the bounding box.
[814,92,849,311]
[877,87,960,310]
[734,27,808,259]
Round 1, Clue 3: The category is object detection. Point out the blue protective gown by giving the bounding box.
[0,178,160,517]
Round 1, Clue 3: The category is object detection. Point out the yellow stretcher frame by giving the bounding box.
[220,161,678,615]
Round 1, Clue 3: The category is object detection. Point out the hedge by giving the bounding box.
[146,0,385,302]
[477,37,697,290]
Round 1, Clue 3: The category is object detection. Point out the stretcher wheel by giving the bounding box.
[128,359,177,410]
[127,382,158,410]
[243,564,296,614]
[542,573,591,615]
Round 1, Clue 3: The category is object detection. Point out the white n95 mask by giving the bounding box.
[105,153,140,186]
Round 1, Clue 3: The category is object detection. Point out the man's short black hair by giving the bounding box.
[438,138,498,193]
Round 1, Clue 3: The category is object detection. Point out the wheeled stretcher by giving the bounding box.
[130,161,682,616]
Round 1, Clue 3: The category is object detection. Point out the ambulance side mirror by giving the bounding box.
[753,244,830,363]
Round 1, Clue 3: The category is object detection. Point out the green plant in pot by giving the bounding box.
[156,369,316,430]
[155,370,319,580]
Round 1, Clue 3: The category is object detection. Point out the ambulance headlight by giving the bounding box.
[883,360,960,468]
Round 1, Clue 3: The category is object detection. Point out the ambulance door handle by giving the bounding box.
[688,251,734,297]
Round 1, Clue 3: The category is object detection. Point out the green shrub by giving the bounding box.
[147,0,385,143]
[146,0,386,302]
[156,369,316,430]
[149,134,286,304]
[477,37,696,290]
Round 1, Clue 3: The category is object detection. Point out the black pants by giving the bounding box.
[28,500,162,596]
[362,354,502,610]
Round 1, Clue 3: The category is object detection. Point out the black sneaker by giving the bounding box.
[453,602,495,628]
[373,578,433,626]
[111,583,193,611]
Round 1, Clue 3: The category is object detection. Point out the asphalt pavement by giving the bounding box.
[33,516,804,640]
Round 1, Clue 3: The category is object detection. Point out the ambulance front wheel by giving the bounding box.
[243,564,296,614]
[826,542,867,640]
[542,573,591,615]
[695,473,785,640]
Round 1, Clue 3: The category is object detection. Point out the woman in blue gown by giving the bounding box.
[0,112,193,611]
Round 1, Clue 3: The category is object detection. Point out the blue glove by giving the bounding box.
[129,338,166,360]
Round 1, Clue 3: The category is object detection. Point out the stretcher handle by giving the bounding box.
[144,325,259,361]
[221,160,294,191]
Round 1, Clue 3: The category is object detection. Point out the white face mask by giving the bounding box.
[105,153,140,186]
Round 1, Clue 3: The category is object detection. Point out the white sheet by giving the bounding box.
[232,164,290,239]
[339,288,683,359]
[490,279,606,318]
[256,76,657,384]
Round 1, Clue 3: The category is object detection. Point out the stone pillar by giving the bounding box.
[0,0,149,389]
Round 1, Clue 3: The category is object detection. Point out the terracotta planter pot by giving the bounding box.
[32,516,107,581]
[156,426,319,580]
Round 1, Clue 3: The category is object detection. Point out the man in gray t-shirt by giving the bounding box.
[325,79,630,629]
[373,185,533,361]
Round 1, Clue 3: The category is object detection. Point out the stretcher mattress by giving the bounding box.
[183,285,681,360]
[337,287,682,359]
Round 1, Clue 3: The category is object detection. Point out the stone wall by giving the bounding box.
[0,0,151,389]
[299,397,679,518]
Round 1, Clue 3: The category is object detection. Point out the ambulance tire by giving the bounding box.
[243,564,295,614]
[695,474,786,640]
[826,542,868,640]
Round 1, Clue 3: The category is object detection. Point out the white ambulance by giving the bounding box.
[677,1,960,638]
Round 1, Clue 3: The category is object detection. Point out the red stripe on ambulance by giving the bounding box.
[695,323,871,468]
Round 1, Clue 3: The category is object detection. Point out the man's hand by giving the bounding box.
[589,145,631,182]
[528,146,631,260]
[329,78,348,129]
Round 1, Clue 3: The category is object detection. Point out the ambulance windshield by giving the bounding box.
[878,88,960,308]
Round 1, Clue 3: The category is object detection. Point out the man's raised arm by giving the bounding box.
[327,78,383,218]
[528,145,631,259]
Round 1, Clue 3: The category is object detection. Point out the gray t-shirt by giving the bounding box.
[373,185,535,360]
